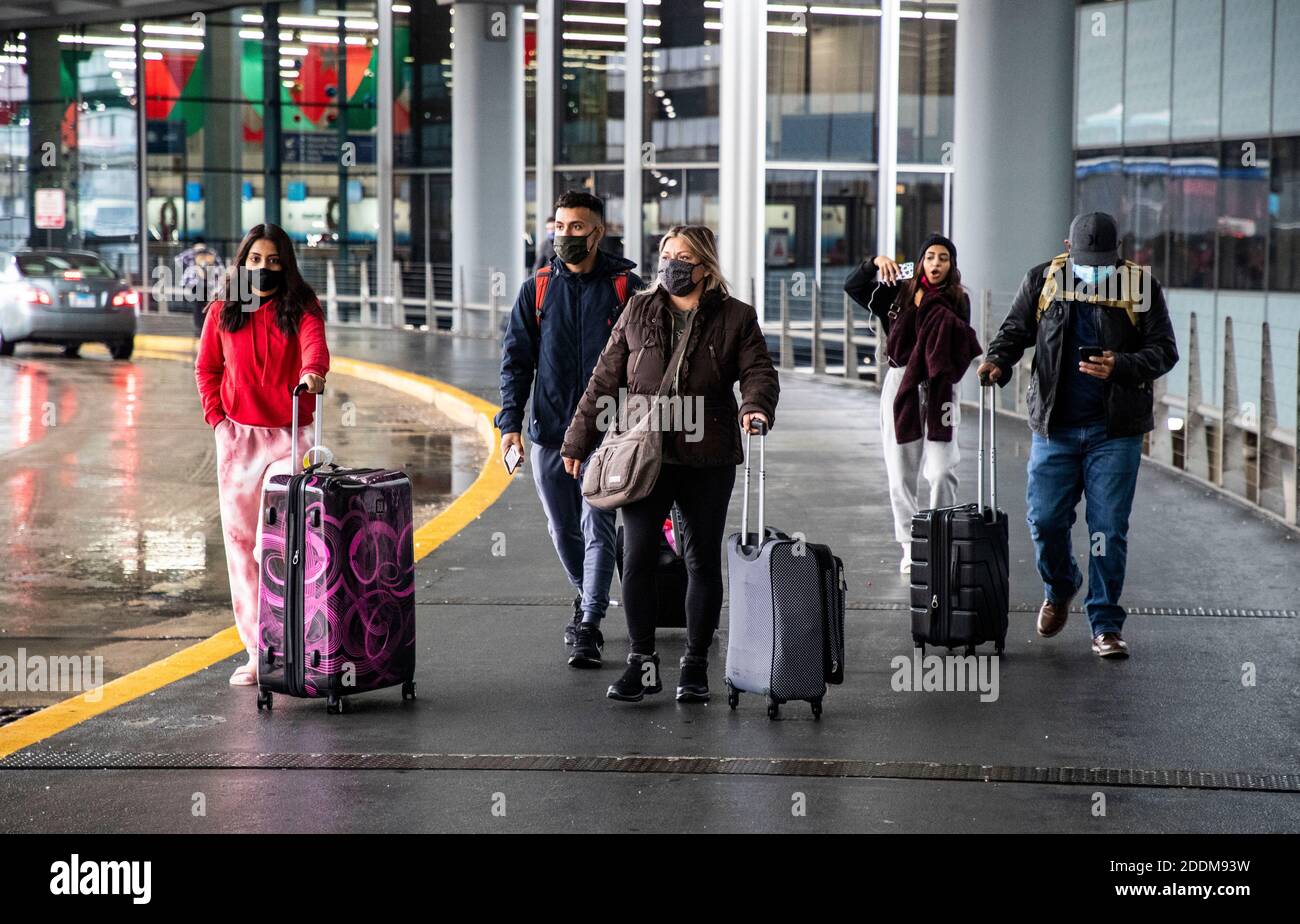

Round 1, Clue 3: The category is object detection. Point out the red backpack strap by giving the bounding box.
[533,265,551,326]
[612,271,629,306]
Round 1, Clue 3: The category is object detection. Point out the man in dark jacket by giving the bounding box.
[977,212,1178,660]
[496,191,642,669]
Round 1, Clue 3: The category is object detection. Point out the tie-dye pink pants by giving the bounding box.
[213,418,314,657]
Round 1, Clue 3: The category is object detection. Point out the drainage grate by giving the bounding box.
[2,749,1295,794]
[0,707,40,728]
[848,603,1298,618]
[417,597,1297,618]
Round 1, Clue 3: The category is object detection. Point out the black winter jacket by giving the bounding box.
[984,260,1179,438]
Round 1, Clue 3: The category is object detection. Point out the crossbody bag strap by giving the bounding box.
[655,313,694,398]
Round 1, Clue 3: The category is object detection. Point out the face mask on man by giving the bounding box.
[658,258,699,296]
[555,229,596,264]
[1073,263,1115,286]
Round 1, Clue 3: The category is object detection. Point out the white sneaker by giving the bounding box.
[899,544,912,574]
[229,654,258,686]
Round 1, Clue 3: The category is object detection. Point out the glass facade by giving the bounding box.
[766,1,881,163]
[762,0,955,349]
[642,166,719,258]
[1075,0,1300,294]
[897,0,956,165]
[2,25,142,273]
[643,0,719,164]
[557,0,626,165]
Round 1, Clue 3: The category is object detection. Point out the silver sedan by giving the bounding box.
[0,250,138,359]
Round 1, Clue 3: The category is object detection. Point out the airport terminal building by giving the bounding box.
[0,0,1296,524]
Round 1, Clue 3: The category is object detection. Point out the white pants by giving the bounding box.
[879,364,961,545]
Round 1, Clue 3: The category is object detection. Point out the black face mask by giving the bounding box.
[555,230,596,264]
[658,258,699,296]
[246,267,283,293]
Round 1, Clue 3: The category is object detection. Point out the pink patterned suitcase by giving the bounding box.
[255,385,416,714]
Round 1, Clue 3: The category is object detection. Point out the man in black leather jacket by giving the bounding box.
[977,212,1178,660]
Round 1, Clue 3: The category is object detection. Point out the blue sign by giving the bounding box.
[287,181,307,202]
[242,181,254,202]
[347,179,363,204]
[185,181,203,203]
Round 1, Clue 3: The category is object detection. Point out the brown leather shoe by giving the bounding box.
[1036,596,1072,638]
[1091,632,1130,658]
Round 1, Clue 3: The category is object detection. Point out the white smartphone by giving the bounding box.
[897,261,915,281]
[503,444,523,474]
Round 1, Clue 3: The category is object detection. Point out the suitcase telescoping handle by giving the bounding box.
[976,379,998,516]
[740,419,768,547]
[290,382,325,472]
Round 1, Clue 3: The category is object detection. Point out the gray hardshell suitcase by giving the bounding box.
[724,423,846,720]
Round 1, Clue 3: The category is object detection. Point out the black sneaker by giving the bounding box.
[563,594,582,646]
[568,623,604,668]
[606,653,662,702]
[676,655,709,702]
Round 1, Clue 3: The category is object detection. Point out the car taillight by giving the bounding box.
[23,286,52,305]
[111,290,139,308]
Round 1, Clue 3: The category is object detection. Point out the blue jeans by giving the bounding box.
[529,442,616,622]
[1025,423,1142,636]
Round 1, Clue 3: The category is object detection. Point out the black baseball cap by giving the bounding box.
[1068,211,1120,265]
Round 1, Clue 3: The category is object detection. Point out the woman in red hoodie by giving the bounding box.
[194,224,330,685]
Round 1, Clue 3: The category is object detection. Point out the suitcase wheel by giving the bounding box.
[810,699,822,721]
[725,680,738,710]
[401,680,417,701]
[326,693,344,715]
[995,639,1005,656]
[256,689,273,712]
[767,696,779,720]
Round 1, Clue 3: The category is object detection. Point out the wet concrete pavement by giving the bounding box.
[0,314,1296,833]
[0,336,485,705]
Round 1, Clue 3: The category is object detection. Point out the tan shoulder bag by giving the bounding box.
[579,315,692,510]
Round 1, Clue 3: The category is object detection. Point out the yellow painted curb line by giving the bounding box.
[0,333,511,759]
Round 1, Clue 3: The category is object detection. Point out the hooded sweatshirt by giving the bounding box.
[195,297,330,429]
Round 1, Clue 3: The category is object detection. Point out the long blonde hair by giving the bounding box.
[645,224,730,299]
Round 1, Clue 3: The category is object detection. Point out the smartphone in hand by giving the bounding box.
[897,262,915,281]
[504,444,523,474]
[1079,346,1103,364]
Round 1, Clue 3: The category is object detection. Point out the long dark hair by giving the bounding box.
[216,224,319,334]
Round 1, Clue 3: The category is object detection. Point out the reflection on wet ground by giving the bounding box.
[0,345,486,705]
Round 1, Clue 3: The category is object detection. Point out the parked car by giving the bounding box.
[0,250,137,359]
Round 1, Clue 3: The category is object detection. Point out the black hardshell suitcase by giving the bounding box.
[909,383,1009,655]
[614,504,687,629]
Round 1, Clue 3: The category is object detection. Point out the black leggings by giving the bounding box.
[619,462,737,659]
